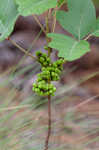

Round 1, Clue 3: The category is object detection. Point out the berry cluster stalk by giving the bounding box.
[44,9,52,150]
[44,95,51,150]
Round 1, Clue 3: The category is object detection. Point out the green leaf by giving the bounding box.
[56,0,96,40]
[91,18,99,37]
[0,0,19,41]
[15,0,57,16]
[48,33,90,61]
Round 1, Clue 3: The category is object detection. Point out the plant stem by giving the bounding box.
[44,95,51,150]
[46,9,52,57]
[6,37,37,61]
[84,34,92,41]
[33,14,46,35]
[44,9,52,150]
[52,7,57,33]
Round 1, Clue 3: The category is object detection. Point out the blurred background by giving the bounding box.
[0,1,99,150]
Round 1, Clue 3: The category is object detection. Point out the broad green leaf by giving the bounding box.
[0,0,19,41]
[15,0,57,16]
[56,0,96,40]
[48,33,90,61]
[91,18,99,37]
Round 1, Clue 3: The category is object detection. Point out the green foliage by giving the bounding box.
[15,0,57,16]
[47,0,99,61]
[0,0,57,42]
[48,33,90,61]
[56,0,96,40]
[0,0,18,41]
[0,0,99,44]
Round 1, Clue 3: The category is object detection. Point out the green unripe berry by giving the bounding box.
[53,63,57,68]
[44,46,49,51]
[46,57,51,63]
[46,91,49,95]
[33,83,37,88]
[43,62,48,67]
[42,53,47,57]
[36,51,42,57]
[48,84,53,88]
[55,68,61,74]
[37,77,42,81]
[32,87,35,91]
[37,73,41,78]
[49,90,53,94]
[51,72,54,76]
[42,67,46,71]
[38,84,42,89]
[40,91,44,96]
[40,57,45,63]
[53,87,56,91]
[35,88,39,92]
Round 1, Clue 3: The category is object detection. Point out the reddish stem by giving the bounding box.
[44,95,51,150]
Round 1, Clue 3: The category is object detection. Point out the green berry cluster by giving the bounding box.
[36,51,51,67]
[32,51,65,96]
[32,80,56,96]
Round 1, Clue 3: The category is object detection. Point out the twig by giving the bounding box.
[46,9,52,57]
[10,30,42,74]
[44,9,52,150]
[6,37,37,61]
[44,95,51,150]
[52,7,58,33]
[58,0,67,8]
[84,34,92,41]
[33,14,46,35]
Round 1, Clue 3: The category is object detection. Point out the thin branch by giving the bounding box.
[58,0,67,8]
[6,37,37,61]
[46,11,50,34]
[46,9,52,57]
[44,10,53,150]
[33,14,46,35]
[52,7,57,33]
[84,34,92,41]
[52,0,66,32]
[10,30,42,74]
[48,9,52,21]
[44,95,51,150]
[27,29,42,51]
